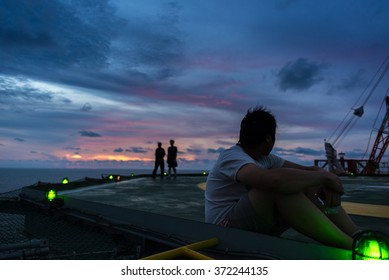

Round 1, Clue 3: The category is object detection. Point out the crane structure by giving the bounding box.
[317,57,389,175]
[362,96,389,174]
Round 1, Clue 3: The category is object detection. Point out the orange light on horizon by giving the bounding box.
[92,154,154,162]
[67,154,82,159]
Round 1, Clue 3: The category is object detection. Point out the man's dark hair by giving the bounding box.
[238,106,277,148]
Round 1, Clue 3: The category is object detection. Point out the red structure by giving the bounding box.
[362,96,389,174]
[318,96,389,175]
[319,57,389,175]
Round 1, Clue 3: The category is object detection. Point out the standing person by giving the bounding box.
[205,106,361,250]
[152,142,166,178]
[167,139,178,176]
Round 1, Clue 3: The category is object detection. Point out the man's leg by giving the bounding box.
[152,162,158,177]
[160,162,165,177]
[326,206,359,236]
[305,187,359,237]
[249,189,353,249]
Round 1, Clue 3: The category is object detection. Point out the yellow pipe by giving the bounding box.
[182,248,214,260]
[141,238,218,260]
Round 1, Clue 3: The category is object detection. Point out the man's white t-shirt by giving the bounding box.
[205,145,285,224]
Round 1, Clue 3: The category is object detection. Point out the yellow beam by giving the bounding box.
[198,182,388,219]
[141,238,218,260]
[342,201,389,218]
[198,182,206,191]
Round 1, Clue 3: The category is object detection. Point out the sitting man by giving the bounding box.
[205,106,360,249]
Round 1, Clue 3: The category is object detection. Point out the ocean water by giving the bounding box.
[0,168,203,194]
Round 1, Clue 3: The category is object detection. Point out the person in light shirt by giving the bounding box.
[205,106,360,249]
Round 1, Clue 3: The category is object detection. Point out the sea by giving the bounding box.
[0,168,204,194]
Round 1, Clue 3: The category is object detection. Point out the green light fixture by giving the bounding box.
[353,231,389,260]
[46,189,57,202]
[62,178,69,184]
[108,175,114,180]
[202,171,208,175]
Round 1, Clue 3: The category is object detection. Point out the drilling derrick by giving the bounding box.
[318,56,389,175]
[363,96,389,174]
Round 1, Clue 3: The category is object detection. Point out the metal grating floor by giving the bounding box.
[0,192,138,259]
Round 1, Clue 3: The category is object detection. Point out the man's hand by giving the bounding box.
[318,171,344,207]
[322,187,342,207]
[322,171,344,195]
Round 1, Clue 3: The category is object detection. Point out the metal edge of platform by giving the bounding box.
[17,176,352,260]
[59,195,351,260]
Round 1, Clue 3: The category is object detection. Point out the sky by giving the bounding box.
[1,0,389,170]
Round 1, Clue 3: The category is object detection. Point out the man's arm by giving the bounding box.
[282,160,323,171]
[236,163,343,195]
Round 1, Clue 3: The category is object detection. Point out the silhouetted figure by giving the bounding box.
[206,106,360,250]
[167,139,178,176]
[152,142,166,178]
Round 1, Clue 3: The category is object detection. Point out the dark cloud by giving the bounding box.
[292,147,323,156]
[0,0,119,76]
[114,148,124,153]
[64,147,81,151]
[0,76,73,112]
[207,147,225,154]
[126,147,149,154]
[115,2,185,80]
[0,76,53,103]
[274,147,323,157]
[277,58,324,91]
[186,148,202,155]
[0,0,186,102]
[14,138,25,142]
[215,140,236,146]
[337,69,367,91]
[81,103,92,112]
[79,130,101,137]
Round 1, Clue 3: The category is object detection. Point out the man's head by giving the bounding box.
[239,106,277,151]
[158,142,162,147]
[170,139,175,145]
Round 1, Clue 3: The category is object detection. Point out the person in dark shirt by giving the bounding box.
[167,139,178,176]
[152,142,166,178]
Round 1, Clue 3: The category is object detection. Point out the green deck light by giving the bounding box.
[130,173,135,177]
[62,178,69,184]
[107,174,121,181]
[46,189,57,202]
[202,171,208,175]
[164,172,167,176]
[353,231,389,260]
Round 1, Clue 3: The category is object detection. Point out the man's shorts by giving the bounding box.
[217,192,289,236]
